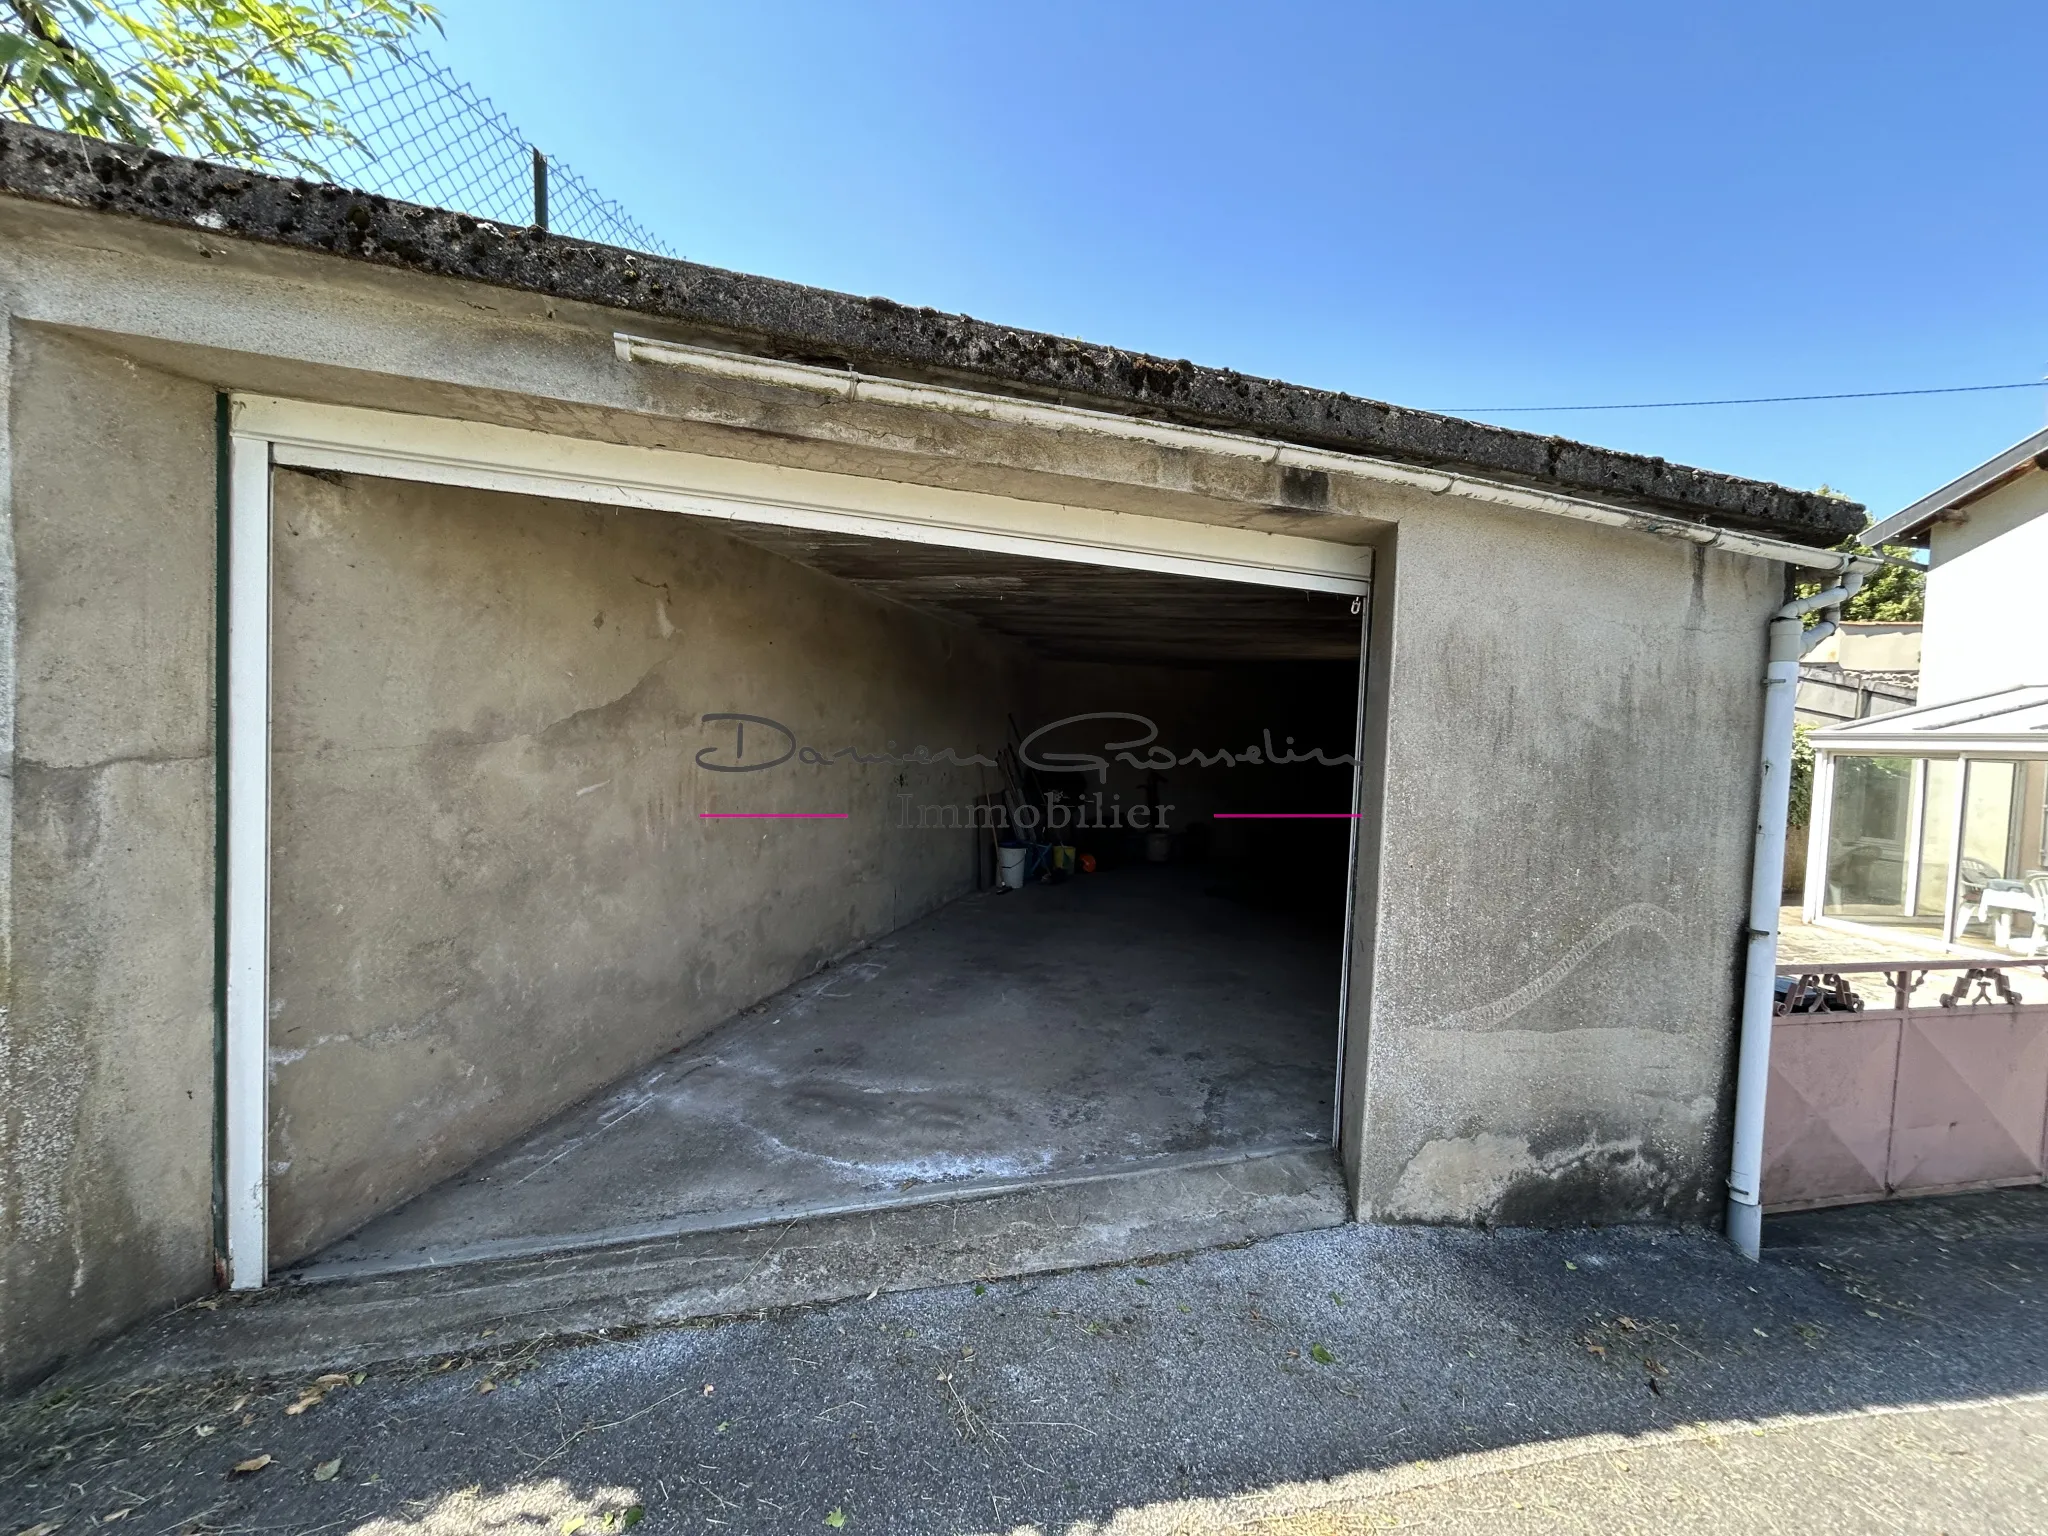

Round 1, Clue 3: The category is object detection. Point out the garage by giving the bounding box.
[231,397,1371,1283]
[1,134,1888,1382]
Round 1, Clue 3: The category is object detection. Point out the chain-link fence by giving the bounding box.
[287,47,675,257]
[12,16,674,256]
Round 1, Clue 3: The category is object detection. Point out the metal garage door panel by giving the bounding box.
[1761,1014,1901,1210]
[1888,1008,2048,1194]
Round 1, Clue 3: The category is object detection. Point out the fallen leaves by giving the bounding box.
[312,1458,343,1482]
[562,1509,643,1535]
[825,1508,848,1528]
[231,1454,272,1476]
[286,1370,361,1416]
[1309,1343,1336,1365]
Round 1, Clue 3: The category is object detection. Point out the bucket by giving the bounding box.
[997,842,1028,890]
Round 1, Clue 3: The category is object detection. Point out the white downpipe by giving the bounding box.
[224,433,273,1289]
[1726,575,1864,1259]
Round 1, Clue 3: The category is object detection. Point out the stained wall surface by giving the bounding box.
[1342,510,1779,1227]
[0,330,219,1386]
[266,472,1020,1262]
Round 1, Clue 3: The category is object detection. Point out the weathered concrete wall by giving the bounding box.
[0,329,218,1386]
[267,472,1020,1263]
[1342,509,1777,1228]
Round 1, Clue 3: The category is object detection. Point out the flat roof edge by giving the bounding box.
[0,119,1864,548]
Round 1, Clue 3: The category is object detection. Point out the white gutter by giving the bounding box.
[615,334,1885,577]
[1725,573,1865,1260]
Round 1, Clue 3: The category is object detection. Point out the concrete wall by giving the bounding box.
[1342,510,1778,1227]
[1921,473,2048,703]
[0,329,219,1386]
[1830,623,1922,674]
[266,472,1019,1262]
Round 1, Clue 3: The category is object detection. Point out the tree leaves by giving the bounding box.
[0,0,441,175]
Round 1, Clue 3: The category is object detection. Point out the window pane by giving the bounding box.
[2022,760,2048,877]
[1915,759,1959,920]
[1962,761,2017,890]
[1823,755,1913,917]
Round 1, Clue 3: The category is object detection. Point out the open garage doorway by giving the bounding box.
[233,409,1371,1284]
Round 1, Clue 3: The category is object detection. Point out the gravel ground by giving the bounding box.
[6,1189,2046,1535]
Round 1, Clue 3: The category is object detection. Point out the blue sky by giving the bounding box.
[427,1,2048,521]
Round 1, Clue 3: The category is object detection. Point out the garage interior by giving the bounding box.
[266,469,1367,1279]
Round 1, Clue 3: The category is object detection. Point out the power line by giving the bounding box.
[1440,379,2048,414]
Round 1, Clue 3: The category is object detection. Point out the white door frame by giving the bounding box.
[220,394,1374,1287]
[1331,593,1372,1146]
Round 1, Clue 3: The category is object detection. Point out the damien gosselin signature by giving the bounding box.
[693,712,1354,782]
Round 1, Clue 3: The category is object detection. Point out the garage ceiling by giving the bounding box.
[725,522,1364,665]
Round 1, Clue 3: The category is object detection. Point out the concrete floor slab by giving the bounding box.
[71,1147,1348,1385]
[306,867,1342,1277]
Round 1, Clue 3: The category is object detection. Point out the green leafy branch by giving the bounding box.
[2,0,438,176]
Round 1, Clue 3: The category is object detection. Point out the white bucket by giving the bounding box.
[997,843,1028,889]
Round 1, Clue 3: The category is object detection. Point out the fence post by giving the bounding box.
[532,147,549,232]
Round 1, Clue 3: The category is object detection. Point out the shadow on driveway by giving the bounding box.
[5,1188,2045,1534]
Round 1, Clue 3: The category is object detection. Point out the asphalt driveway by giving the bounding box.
[6,1189,2046,1534]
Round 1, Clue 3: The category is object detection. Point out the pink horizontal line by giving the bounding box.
[1214,812,1360,819]
[699,811,848,819]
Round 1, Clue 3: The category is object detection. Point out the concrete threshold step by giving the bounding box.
[68,1143,1348,1387]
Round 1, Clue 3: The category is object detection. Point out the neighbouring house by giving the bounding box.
[1866,425,2048,704]
[1802,430,2048,954]
[0,120,1870,1389]
[1794,620,1920,728]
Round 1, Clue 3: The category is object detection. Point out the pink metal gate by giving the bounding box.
[1761,962,2048,1212]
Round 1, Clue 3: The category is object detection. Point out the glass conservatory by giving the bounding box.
[1804,686,2048,955]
